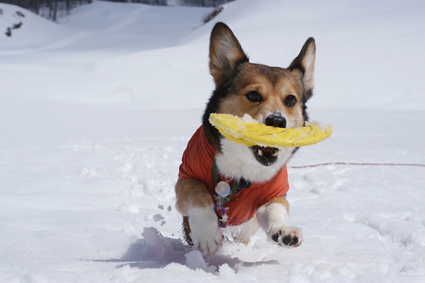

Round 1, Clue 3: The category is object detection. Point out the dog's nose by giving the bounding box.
[265,112,287,128]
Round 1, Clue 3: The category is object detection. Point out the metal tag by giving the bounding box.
[215,181,231,197]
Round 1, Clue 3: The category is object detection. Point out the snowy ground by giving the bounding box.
[1,0,425,282]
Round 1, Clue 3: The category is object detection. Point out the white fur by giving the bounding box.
[257,202,289,235]
[217,37,239,65]
[188,206,222,255]
[257,202,303,246]
[215,137,294,183]
[222,215,260,246]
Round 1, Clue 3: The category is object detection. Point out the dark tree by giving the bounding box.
[179,0,233,7]
[1,0,92,21]
[103,0,234,7]
[0,0,234,22]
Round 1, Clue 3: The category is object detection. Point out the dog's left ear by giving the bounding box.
[209,22,249,87]
[288,38,316,101]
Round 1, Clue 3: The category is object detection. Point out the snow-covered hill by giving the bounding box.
[1,0,425,282]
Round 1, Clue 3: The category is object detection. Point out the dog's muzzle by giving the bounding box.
[250,112,287,166]
[252,146,279,166]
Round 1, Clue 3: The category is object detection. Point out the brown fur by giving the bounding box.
[217,63,306,128]
[175,179,213,216]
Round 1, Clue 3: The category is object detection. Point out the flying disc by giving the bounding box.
[209,113,332,147]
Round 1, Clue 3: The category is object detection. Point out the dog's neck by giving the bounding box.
[215,138,293,184]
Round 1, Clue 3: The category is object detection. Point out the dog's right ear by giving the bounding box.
[209,22,249,87]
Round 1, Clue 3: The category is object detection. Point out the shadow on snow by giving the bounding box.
[90,227,278,274]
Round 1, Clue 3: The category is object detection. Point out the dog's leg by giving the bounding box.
[175,179,222,255]
[223,215,260,247]
[256,197,303,247]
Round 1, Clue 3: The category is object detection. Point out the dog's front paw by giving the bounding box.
[270,226,303,247]
[189,207,222,255]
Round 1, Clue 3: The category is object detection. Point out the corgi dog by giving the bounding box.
[175,22,316,255]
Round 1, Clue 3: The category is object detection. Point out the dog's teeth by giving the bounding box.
[258,149,263,156]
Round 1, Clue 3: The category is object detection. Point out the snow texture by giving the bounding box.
[1,0,425,282]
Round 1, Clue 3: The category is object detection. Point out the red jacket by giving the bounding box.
[178,126,289,226]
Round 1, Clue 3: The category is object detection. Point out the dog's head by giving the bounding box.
[203,22,316,182]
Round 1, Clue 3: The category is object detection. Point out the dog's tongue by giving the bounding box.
[259,146,279,155]
[261,147,273,153]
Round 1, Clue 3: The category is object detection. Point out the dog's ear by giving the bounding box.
[209,22,249,87]
[288,38,316,101]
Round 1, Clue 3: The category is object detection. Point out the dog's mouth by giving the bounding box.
[251,146,279,166]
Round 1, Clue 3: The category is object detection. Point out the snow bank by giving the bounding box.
[0,2,69,50]
[2,0,425,110]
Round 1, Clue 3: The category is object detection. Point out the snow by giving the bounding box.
[1,0,425,282]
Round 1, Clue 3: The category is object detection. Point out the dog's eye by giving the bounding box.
[284,95,297,107]
[246,91,262,103]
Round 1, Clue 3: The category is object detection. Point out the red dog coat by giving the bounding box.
[179,126,289,226]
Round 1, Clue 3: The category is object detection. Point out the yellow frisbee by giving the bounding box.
[209,113,332,147]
